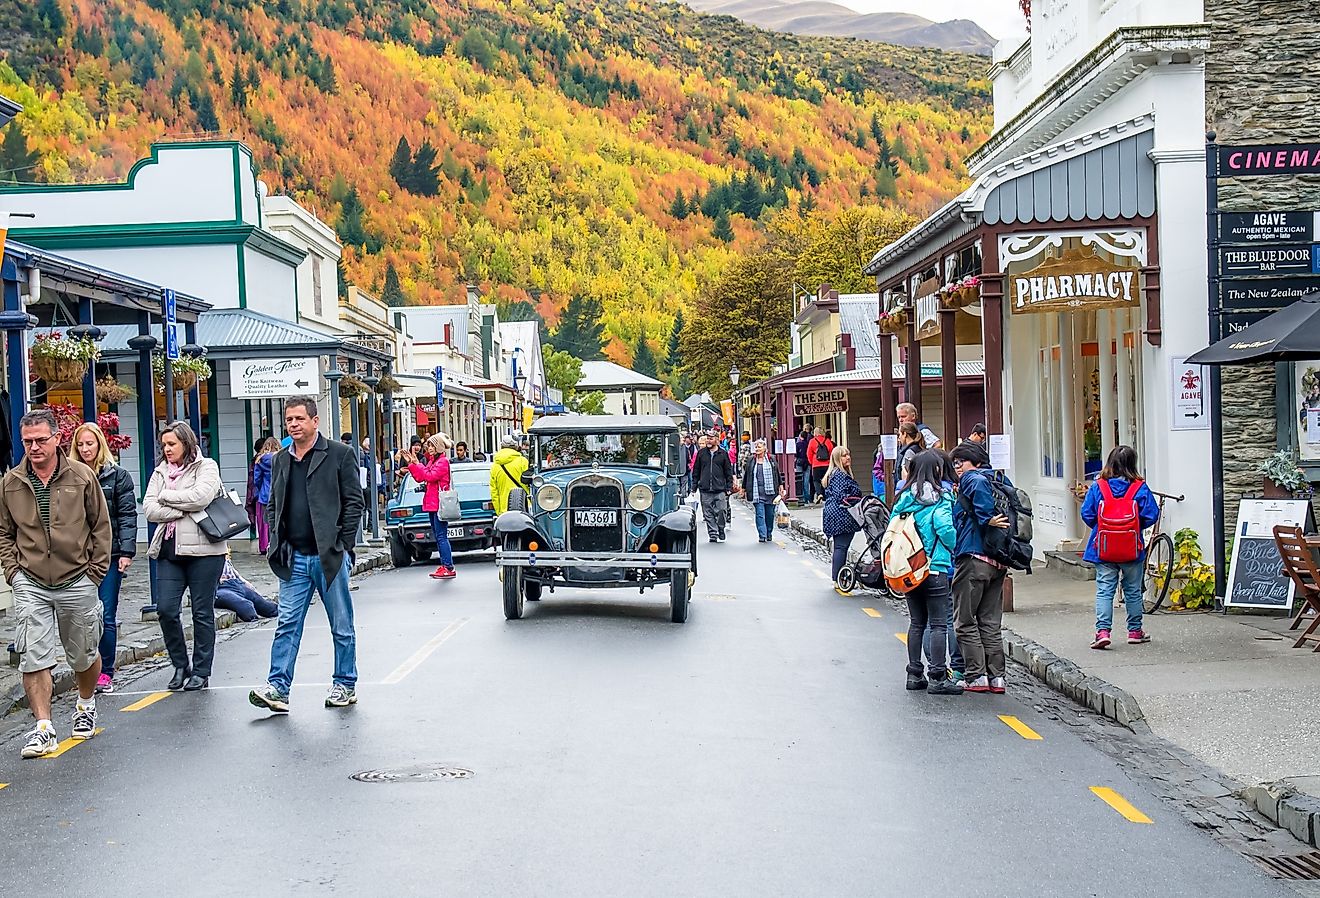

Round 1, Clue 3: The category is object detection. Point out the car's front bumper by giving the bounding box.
[497,550,691,570]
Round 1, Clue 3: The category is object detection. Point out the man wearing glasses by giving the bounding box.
[0,409,112,758]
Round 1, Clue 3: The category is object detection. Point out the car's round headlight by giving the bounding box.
[656,474,668,487]
[537,484,563,511]
[628,483,654,511]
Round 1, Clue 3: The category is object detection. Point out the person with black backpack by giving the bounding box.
[1080,446,1161,649]
[949,443,1016,695]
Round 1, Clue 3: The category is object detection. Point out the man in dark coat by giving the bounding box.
[250,395,365,714]
[691,428,734,542]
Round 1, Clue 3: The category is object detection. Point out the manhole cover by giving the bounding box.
[350,764,473,783]
[1250,852,1320,880]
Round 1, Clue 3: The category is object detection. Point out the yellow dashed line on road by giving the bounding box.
[121,692,172,712]
[1090,787,1152,824]
[43,729,105,759]
[861,608,883,618]
[0,783,8,790]
[998,715,1043,741]
[894,632,908,645]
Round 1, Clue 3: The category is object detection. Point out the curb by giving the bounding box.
[1,548,390,718]
[788,512,1151,730]
[1239,782,1320,849]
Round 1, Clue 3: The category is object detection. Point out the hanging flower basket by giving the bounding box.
[375,373,403,394]
[30,333,99,385]
[95,376,136,405]
[941,276,982,310]
[339,374,371,400]
[151,354,212,393]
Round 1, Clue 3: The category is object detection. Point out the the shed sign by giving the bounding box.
[1010,249,1139,314]
[792,389,848,416]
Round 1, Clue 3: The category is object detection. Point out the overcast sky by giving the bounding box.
[845,0,1028,41]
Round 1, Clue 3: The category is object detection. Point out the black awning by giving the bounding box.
[1188,293,1320,364]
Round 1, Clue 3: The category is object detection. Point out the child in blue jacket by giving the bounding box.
[1080,446,1161,649]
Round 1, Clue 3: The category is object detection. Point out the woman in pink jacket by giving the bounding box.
[402,433,456,580]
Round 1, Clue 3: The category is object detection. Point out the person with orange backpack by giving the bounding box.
[887,451,963,695]
[1080,445,1161,650]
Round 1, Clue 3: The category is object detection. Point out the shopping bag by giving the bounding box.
[774,496,790,528]
[437,489,462,521]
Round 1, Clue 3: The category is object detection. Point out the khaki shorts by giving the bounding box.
[12,572,102,675]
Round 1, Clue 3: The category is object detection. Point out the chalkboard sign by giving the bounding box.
[1225,499,1315,610]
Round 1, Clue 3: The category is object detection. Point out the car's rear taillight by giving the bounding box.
[388,508,411,520]
[482,501,494,511]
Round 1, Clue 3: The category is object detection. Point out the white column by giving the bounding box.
[1116,314,1135,448]
[1098,309,1116,460]
[1057,313,1078,540]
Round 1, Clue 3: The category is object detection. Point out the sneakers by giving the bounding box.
[989,677,1007,695]
[71,704,98,740]
[248,684,290,713]
[963,675,991,693]
[95,673,114,694]
[1091,629,1112,650]
[928,679,964,696]
[20,726,59,759]
[951,670,966,685]
[1128,629,1151,644]
[325,684,357,708]
[905,674,929,691]
[429,565,454,579]
[437,566,457,580]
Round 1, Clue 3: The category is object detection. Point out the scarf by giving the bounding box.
[162,461,188,541]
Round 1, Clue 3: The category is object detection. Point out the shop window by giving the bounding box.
[1039,342,1064,479]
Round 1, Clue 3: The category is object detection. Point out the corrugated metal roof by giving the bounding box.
[580,360,663,389]
[838,297,880,362]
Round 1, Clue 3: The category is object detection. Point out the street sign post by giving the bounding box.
[163,288,179,361]
[228,357,319,399]
[433,366,444,412]
[1217,244,1318,277]
[1219,275,1320,310]
[1217,211,1318,244]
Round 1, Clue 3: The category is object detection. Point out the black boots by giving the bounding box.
[167,667,190,691]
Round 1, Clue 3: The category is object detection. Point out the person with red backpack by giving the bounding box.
[1080,446,1161,649]
[807,427,834,504]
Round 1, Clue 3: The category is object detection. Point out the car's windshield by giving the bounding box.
[537,432,669,470]
[397,467,491,500]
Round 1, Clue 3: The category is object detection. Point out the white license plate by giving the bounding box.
[574,509,618,527]
[446,526,464,538]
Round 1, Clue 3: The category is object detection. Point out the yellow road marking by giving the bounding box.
[0,783,8,790]
[811,570,828,580]
[120,692,172,712]
[998,715,1043,741]
[1090,787,1152,824]
[894,632,908,644]
[43,729,105,759]
[862,608,883,618]
[383,618,469,684]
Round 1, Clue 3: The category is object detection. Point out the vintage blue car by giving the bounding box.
[386,461,496,567]
[494,415,698,622]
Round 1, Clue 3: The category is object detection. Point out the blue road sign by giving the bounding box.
[433,366,444,410]
[163,288,177,324]
[1313,245,1320,274]
[165,322,180,361]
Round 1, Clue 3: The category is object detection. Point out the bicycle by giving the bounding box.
[1141,490,1184,613]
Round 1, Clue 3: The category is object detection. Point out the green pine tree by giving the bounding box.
[229,67,246,107]
[633,332,658,378]
[712,209,734,243]
[669,189,689,220]
[389,137,413,189]
[194,89,220,132]
[380,261,406,306]
[336,187,371,249]
[552,294,607,360]
[409,139,440,196]
[0,126,39,183]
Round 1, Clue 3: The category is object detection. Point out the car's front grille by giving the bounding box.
[568,478,623,553]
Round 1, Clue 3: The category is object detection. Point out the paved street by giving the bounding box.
[0,506,1302,897]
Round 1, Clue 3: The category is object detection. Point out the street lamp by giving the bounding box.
[729,364,740,388]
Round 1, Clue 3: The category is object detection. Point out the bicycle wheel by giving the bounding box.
[1143,533,1174,613]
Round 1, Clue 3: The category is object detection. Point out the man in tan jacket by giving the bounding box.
[0,409,112,759]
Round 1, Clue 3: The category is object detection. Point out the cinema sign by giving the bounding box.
[1010,249,1139,315]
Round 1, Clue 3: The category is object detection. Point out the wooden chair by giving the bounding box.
[1273,525,1320,651]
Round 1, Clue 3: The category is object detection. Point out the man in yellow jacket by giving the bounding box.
[490,436,529,515]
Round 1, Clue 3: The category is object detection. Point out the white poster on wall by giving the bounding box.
[1298,362,1320,461]
[880,434,898,460]
[1170,356,1209,432]
[859,416,881,436]
[989,434,1011,471]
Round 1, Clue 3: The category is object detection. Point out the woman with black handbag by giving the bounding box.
[144,421,228,691]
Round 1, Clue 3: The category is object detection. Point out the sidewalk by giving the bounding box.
[0,547,390,717]
[781,500,1320,844]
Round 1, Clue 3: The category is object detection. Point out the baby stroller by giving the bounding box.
[835,495,893,595]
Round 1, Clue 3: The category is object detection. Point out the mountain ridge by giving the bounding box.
[681,0,996,55]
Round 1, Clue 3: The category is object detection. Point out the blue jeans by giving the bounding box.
[216,578,279,621]
[428,512,454,567]
[831,532,855,580]
[923,590,963,674]
[753,500,775,540]
[267,552,357,694]
[799,465,812,503]
[98,563,124,676]
[907,572,952,679]
[1095,560,1145,633]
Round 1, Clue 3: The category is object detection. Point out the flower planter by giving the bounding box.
[95,377,135,405]
[31,356,89,386]
[1263,477,1293,499]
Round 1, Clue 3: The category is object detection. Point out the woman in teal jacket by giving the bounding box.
[890,451,962,696]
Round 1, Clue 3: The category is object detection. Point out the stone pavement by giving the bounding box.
[778,498,1320,847]
[0,546,390,717]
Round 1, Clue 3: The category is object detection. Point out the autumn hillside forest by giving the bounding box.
[1,0,992,397]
